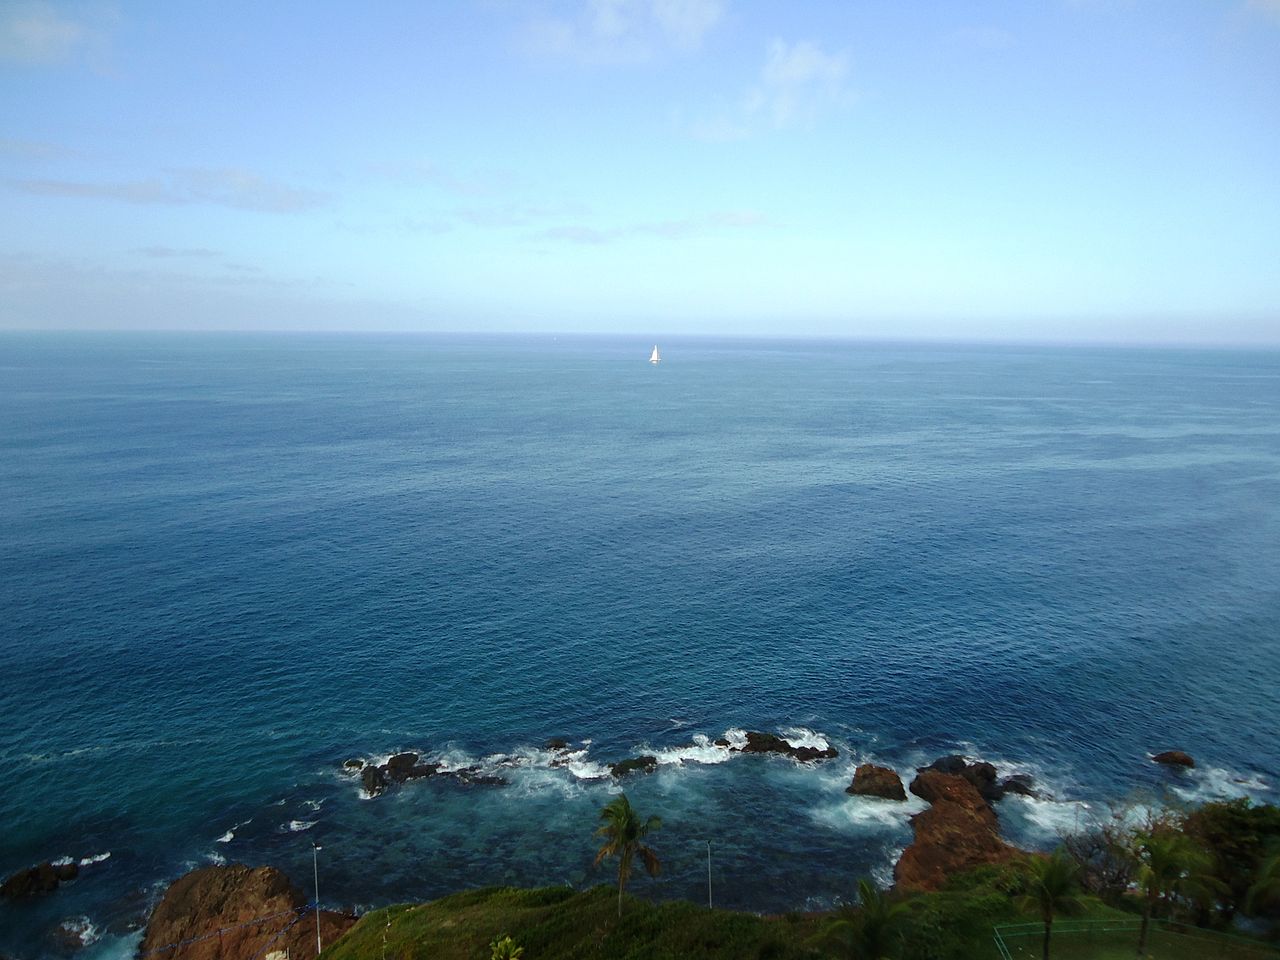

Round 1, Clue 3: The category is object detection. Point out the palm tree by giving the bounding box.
[1018,850,1084,960]
[813,878,908,960]
[1133,829,1209,956]
[594,793,661,917]
[1246,852,1280,915]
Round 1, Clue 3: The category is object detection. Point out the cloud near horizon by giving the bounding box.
[13,168,328,213]
[530,209,770,245]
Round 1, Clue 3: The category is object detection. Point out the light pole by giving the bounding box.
[706,841,712,910]
[312,842,322,957]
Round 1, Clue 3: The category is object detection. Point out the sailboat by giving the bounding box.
[649,345,661,364]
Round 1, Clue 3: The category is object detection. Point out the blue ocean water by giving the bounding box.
[1,333,1278,957]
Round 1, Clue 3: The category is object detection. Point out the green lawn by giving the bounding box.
[995,922,1280,960]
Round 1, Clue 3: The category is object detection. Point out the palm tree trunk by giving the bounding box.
[1137,895,1153,957]
[1042,916,1052,960]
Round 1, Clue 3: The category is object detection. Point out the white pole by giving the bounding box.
[312,843,322,957]
[706,841,712,910]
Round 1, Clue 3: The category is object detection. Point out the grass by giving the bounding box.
[320,875,1279,960]
[320,885,824,960]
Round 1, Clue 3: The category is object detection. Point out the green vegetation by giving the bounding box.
[320,798,1280,960]
[1016,851,1084,960]
[593,793,662,918]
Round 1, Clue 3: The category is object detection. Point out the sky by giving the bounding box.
[1,0,1279,343]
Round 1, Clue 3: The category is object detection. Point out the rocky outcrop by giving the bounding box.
[610,756,659,777]
[1153,750,1195,768]
[545,738,570,751]
[1,861,80,899]
[141,864,356,960]
[737,732,838,762]
[895,772,1021,891]
[350,752,505,797]
[917,755,1038,804]
[846,764,907,801]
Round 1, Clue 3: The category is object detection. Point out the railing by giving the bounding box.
[993,918,1280,959]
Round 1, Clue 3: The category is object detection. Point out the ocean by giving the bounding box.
[1,333,1278,957]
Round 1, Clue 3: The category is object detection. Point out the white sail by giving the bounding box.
[650,345,661,364]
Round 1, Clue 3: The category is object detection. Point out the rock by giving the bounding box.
[1000,774,1038,798]
[921,755,969,776]
[342,758,364,771]
[2,862,62,898]
[1153,750,1195,768]
[847,764,908,801]
[452,766,508,787]
[895,773,1021,891]
[53,861,80,883]
[610,756,659,777]
[361,765,388,797]
[713,738,731,748]
[919,756,1005,804]
[384,752,420,782]
[140,864,356,960]
[545,738,570,750]
[739,731,838,762]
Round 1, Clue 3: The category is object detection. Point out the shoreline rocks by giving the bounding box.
[917,755,1039,804]
[1153,750,1195,768]
[737,731,839,762]
[350,751,507,798]
[895,772,1023,891]
[1,861,80,899]
[611,755,659,778]
[141,864,355,960]
[846,764,907,801]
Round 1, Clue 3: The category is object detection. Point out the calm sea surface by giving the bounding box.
[1,334,1278,957]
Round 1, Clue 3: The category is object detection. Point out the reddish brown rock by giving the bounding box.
[738,732,838,762]
[140,864,356,960]
[1153,750,1195,768]
[895,773,1020,891]
[846,764,907,801]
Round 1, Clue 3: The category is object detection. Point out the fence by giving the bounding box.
[993,918,1280,960]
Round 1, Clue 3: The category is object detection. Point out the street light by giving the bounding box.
[312,842,322,957]
[706,841,712,910]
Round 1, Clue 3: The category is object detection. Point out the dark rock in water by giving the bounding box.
[343,758,364,771]
[610,756,659,777]
[453,767,508,787]
[385,752,420,782]
[896,773,1022,891]
[361,765,388,797]
[53,861,80,883]
[2,862,62,898]
[920,756,1006,804]
[713,737,731,748]
[141,864,356,960]
[847,764,907,801]
[921,755,969,776]
[1153,750,1195,768]
[739,731,838,762]
[545,738,570,750]
[1000,774,1038,798]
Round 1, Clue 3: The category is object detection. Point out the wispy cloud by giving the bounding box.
[948,25,1016,51]
[1246,0,1280,22]
[688,38,850,140]
[746,40,849,128]
[132,246,221,258]
[530,209,770,245]
[0,1,114,66]
[524,0,724,64]
[13,168,328,213]
[0,137,78,160]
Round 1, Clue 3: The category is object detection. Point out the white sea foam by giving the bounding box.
[1001,794,1094,847]
[302,798,325,811]
[649,734,734,766]
[811,793,926,834]
[60,916,102,946]
[721,728,749,751]
[216,830,234,843]
[286,820,315,832]
[80,852,111,866]
[1169,765,1272,804]
[207,850,227,866]
[81,930,144,960]
[52,855,75,867]
[778,727,831,751]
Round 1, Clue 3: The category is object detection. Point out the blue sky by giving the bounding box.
[2,0,1278,342]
